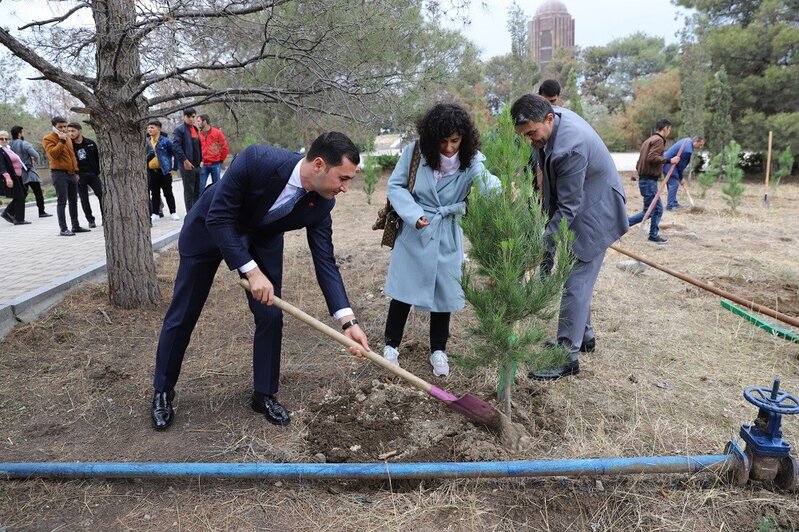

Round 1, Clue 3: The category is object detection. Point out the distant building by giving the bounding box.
[371,134,405,156]
[529,0,575,72]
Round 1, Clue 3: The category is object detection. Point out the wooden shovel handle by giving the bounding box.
[610,245,799,329]
[237,279,433,393]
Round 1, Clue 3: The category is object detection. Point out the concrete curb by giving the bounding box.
[0,228,182,341]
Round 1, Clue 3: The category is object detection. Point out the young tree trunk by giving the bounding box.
[91,0,160,308]
[499,361,514,420]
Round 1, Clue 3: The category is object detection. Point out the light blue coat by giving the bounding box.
[384,143,500,312]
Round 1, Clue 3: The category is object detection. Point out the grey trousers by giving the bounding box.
[557,250,606,361]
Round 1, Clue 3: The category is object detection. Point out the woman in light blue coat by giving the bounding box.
[382,103,500,377]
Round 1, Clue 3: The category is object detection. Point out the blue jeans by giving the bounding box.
[199,162,221,194]
[628,178,662,238]
[666,175,681,209]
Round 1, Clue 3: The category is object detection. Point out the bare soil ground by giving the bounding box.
[1,173,798,531]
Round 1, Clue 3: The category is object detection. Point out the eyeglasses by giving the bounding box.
[0,137,8,140]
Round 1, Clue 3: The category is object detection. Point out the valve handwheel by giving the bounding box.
[743,379,799,415]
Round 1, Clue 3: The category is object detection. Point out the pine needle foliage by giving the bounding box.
[720,140,745,212]
[773,146,794,188]
[362,154,379,205]
[697,152,720,198]
[460,107,574,415]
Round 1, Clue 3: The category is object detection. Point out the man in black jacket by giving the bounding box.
[171,108,203,211]
[68,122,103,228]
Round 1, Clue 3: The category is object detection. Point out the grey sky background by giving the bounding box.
[5,0,692,61]
[448,0,691,58]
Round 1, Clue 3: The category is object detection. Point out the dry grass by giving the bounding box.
[1,174,798,530]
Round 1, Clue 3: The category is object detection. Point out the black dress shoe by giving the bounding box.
[13,220,31,225]
[39,211,53,218]
[252,392,290,425]
[88,221,97,228]
[72,226,91,233]
[151,390,175,430]
[1,211,14,224]
[544,338,595,353]
[529,361,580,381]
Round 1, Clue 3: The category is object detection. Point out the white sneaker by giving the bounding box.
[150,213,159,222]
[429,350,449,377]
[382,345,400,367]
[170,212,180,221]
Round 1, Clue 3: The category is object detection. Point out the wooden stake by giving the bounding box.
[764,130,773,207]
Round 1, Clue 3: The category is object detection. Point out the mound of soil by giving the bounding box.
[305,380,510,464]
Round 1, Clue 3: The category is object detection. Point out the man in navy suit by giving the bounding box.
[151,132,370,430]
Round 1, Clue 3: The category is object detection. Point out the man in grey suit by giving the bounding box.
[511,94,629,379]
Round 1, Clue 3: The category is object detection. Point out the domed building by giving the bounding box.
[528,0,575,71]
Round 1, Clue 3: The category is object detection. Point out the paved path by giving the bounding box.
[0,179,187,304]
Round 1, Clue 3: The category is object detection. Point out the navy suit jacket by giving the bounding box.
[178,144,350,315]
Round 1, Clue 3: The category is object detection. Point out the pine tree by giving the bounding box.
[706,67,733,155]
[460,108,573,418]
[773,146,794,188]
[565,68,583,117]
[678,17,708,139]
[720,140,745,212]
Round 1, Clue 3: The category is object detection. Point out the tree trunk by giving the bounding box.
[92,0,160,308]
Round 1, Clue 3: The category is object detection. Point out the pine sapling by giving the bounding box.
[362,154,379,205]
[773,146,794,189]
[697,151,722,198]
[460,108,574,418]
[720,140,745,212]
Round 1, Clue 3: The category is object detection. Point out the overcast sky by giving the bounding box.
[3,0,693,61]
[448,0,693,58]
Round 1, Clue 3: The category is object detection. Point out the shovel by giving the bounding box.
[237,279,503,431]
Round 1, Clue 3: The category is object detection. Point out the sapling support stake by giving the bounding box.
[764,130,773,207]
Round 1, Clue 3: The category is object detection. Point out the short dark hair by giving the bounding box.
[693,135,705,142]
[416,103,480,172]
[510,94,554,125]
[51,116,67,126]
[538,79,561,98]
[67,122,82,130]
[10,126,23,140]
[183,107,197,117]
[199,114,210,124]
[655,118,672,131]
[306,132,360,167]
[147,119,163,128]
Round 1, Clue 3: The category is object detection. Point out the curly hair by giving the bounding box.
[415,103,480,172]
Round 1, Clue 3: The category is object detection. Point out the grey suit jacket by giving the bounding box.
[540,107,629,262]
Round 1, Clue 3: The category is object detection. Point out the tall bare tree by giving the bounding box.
[0,0,467,308]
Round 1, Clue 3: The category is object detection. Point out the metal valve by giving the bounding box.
[726,378,798,489]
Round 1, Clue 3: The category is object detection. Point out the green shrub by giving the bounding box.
[374,154,400,171]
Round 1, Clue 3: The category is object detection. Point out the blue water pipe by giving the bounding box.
[1,454,733,480]
[1,380,796,488]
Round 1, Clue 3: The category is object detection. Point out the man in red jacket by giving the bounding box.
[198,114,229,193]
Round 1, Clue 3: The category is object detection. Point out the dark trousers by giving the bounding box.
[148,169,177,215]
[78,173,103,224]
[153,236,286,396]
[23,181,46,214]
[179,167,201,212]
[3,175,26,222]
[384,299,451,352]
[52,171,79,231]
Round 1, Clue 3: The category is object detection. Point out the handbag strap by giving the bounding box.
[407,141,421,191]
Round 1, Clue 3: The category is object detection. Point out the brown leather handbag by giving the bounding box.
[372,142,421,249]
